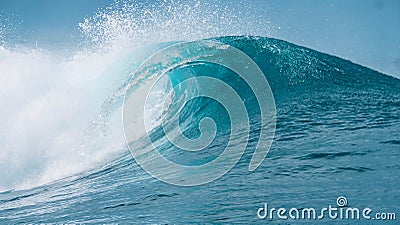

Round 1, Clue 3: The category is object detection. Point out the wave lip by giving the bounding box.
[122,39,276,186]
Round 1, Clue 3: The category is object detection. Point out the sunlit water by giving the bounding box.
[0,1,399,224]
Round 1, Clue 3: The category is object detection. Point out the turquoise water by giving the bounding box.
[0,36,399,224]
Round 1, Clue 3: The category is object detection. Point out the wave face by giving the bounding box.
[1,36,400,223]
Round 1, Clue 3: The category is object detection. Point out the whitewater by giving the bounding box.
[0,1,399,224]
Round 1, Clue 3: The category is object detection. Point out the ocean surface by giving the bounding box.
[0,35,399,224]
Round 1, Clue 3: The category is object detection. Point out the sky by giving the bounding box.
[261,0,400,78]
[0,0,399,77]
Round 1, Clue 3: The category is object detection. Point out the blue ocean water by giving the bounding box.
[0,36,399,224]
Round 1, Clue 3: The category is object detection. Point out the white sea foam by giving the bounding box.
[0,0,271,191]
